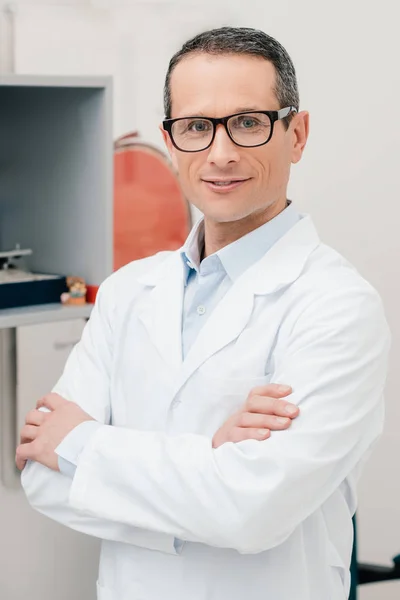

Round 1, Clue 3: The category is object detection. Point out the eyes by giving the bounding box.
[185,115,264,134]
[187,120,212,133]
[231,115,263,130]
[169,112,273,151]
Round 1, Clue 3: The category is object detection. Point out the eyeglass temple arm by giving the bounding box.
[277,106,297,119]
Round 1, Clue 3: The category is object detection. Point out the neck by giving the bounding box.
[203,199,288,258]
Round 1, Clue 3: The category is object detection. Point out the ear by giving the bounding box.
[290,111,309,164]
[159,124,179,172]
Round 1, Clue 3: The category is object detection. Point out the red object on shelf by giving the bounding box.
[86,285,99,304]
[113,131,192,272]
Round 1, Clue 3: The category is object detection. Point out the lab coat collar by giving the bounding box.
[136,215,320,388]
[138,214,320,295]
[216,202,300,283]
[180,219,205,280]
[179,201,300,285]
[248,214,320,295]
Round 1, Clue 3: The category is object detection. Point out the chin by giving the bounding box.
[201,204,253,224]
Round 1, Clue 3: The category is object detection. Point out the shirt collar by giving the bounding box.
[181,201,301,283]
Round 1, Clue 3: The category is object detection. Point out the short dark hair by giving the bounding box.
[163,26,300,127]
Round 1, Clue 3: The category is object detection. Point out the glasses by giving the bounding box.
[163,106,296,153]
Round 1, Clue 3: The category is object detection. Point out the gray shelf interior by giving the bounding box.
[0,76,113,287]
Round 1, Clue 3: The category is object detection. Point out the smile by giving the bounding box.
[202,179,250,192]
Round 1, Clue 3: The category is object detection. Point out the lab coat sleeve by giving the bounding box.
[20,275,181,555]
[57,420,104,478]
[66,283,390,554]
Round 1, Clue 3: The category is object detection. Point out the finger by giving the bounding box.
[238,412,291,431]
[15,442,36,465]
[249,384,292,399]
[36,393,66,411]
[15,453,27,471]
[228,427,271,443]
[246,395,299,418]
[25,409,46,426]
[20,424,39,444]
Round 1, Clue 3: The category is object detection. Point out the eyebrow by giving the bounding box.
[177,107,262,118]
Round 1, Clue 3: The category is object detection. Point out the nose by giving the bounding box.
[206,124,240,168]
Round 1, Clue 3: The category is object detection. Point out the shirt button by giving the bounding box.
[197,305,206,315]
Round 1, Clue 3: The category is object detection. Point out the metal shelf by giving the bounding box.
[0,303,93,329]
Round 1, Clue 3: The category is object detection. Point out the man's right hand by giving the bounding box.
[212,384,299,449]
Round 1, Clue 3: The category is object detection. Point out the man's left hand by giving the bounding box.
[16,393,94,472]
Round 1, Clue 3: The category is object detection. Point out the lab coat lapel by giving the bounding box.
[135,216,320,397]
[173,215,321,395]
[175,282,255,393]
[136,253,185,374]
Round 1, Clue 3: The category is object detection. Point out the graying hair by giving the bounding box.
[163,27,300,128]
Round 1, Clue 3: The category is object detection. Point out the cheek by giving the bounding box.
[175,155,201,188]
[250,148,271,182]
[170,155,200,205]
[255,143,288,184]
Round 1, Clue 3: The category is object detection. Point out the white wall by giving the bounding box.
[1,1,399,598]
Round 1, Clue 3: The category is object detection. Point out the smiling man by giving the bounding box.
[18,27,389,600]
[162,51,299,240]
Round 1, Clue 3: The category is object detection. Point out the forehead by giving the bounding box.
[169,53,278,118]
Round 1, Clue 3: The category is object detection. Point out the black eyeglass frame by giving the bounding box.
[162,106,297,153]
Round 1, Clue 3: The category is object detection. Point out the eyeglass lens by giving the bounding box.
[171,113,272,151]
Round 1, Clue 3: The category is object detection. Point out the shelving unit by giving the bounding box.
[0,302,93,329]
[0,76,113,496]
[0,74,113,325]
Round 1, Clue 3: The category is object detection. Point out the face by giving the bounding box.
[161,53,309,228]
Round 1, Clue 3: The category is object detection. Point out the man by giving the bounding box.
[17,27,390,600]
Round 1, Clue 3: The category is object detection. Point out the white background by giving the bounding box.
[0,1,399,598]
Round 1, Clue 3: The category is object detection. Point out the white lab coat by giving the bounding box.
[21,215,390,600]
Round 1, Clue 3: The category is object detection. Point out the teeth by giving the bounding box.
[212,181,233,186]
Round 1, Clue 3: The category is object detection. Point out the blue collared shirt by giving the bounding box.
[181,202,301,358]
[56,202,301,477]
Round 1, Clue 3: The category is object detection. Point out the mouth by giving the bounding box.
[201,178,251,193]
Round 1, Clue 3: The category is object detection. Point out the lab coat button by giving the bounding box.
[197,305,206,315]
